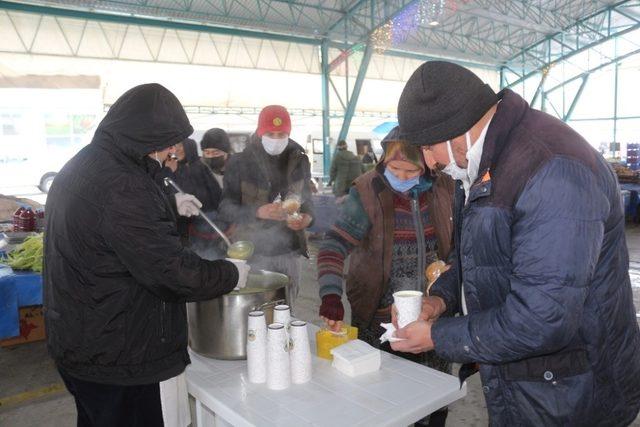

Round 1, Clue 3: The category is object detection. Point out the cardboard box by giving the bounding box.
[0,305,46,347]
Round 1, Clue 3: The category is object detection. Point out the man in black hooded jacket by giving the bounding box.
[44,83,239,426]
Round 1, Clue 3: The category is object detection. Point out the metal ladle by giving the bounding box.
[163,178,254,259]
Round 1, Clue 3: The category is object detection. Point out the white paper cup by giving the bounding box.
[247,311,267,384]
[226,258,250,289]
[273,305,291,328]
[393,290,423,328]
[289,320,312,384]
[266,323,291,390]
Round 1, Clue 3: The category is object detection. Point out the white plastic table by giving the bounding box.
[186,323,466,427]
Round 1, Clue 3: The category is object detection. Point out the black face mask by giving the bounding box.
[203,157,225,172]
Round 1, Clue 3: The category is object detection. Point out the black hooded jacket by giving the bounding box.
[174,139,223,212]
[43,84,238,385]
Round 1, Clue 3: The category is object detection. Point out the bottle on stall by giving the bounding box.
[19,207,36,232]
[13,206,25,231]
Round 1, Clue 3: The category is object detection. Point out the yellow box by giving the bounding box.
[316,325,359,360]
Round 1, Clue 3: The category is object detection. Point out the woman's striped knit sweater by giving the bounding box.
[317,178,439,307]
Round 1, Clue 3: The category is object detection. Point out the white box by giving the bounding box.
[330,339,381,377]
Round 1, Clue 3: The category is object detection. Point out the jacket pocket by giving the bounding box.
[504,368,596,426]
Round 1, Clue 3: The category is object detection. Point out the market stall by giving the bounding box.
[0,264,43,343]
[0,229,45,345]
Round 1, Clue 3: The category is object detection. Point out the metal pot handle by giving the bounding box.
[253,299,286,312]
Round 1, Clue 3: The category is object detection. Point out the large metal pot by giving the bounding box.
[187,270,289,360]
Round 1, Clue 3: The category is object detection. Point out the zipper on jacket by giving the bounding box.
[411,197,426,292]
[160,302,167,343]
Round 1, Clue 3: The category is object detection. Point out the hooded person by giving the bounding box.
[218,105,314,307]
[391,61,640,426]
[328,140,364,197]
[316,128,455,427]
[43,83,239,426]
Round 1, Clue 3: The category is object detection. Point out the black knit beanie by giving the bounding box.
[200,128,231,152]
[397,61,498,145]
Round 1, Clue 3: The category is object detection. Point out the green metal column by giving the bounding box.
[321,39,331,180]
[337,42,373,142]
[531,71,548,108]
[562,74,589,121]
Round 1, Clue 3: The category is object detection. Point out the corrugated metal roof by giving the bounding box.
[2,0,632,66]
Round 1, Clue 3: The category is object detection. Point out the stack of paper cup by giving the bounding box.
[273,305,291,329]
[289,320,312,384]
[247,311,267,384]
[266,323,291,390]
[393,290,423,328]
[225,258,250,289]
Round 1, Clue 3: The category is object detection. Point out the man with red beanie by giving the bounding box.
[219,105,314,306]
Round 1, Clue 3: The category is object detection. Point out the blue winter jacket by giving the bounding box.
[430,90,640,426]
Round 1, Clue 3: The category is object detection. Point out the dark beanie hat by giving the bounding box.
[397,61,498,145]
[200,128,230,152]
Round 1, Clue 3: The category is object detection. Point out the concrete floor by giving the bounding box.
[2,228,640,427]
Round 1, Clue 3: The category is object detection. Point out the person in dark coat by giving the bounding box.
[328,140,364,197]
[177,130,233,258]
[44,83,239,426]
[174,137,222,212]
[218,105,314,307]
[392,61,640,425]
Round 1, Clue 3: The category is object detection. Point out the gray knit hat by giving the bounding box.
[397,61,498,145]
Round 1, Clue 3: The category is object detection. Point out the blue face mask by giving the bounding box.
[384,168,420,193]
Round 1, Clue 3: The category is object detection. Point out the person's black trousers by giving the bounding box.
[58,369,164,427]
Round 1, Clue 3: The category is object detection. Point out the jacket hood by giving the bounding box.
[93,83,193,160]
[182,138,199,163]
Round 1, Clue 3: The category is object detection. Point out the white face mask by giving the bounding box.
[441,139,470,182]
[261,135,289,156]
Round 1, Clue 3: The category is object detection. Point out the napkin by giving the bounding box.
[379,322,406,344]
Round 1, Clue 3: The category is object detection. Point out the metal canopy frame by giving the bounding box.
[1,0,639,174]
[501,1,640,89]
[500,0,640,154]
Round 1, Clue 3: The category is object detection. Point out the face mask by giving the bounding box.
[203,157,225,171]
[384,168,420,193]
[261,136,289,156]
[440,140,469,182]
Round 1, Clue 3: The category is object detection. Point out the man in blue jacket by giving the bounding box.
[392,61,640,425]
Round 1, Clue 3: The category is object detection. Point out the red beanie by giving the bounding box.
[256,105,291,137]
